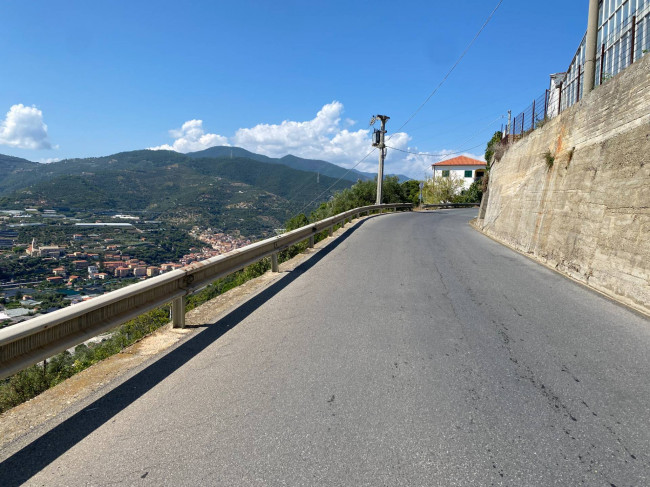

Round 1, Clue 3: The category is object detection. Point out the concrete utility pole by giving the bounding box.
[373,115,390,205]
[584,0,600,94]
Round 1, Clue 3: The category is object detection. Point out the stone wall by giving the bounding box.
[477,53,650,315]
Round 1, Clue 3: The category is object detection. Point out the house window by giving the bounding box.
[464,170,472,178]
[442,170,450,177]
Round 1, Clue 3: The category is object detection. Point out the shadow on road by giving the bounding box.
[0,217,376,486]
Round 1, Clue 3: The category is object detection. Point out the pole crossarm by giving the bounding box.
[0,203,412,380]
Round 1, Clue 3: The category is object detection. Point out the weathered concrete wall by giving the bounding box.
[478,53,650,315]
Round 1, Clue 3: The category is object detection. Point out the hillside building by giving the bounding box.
[431,156,487,190]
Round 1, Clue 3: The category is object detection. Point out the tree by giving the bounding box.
[423,175,465,204]
[401,180,422,205]
[454,180,483,204]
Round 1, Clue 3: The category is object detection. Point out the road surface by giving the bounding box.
[1,209,649,486]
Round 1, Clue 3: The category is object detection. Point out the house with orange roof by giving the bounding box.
[431,155,486,190]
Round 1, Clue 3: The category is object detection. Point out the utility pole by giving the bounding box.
[371,114,390,205]
[584,0,600,94]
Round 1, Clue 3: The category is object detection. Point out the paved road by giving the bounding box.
[2,209,649,486]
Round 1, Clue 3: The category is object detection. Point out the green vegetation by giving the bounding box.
[423,175,466,204]
[455,180,483,204]
[484,131,503,166]
[0,256,51,281]
[544,150,555,169]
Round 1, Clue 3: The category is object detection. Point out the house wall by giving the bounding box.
[477,52,650,315]
[433,165,485,190]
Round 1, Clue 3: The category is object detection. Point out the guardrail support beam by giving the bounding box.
[172,296,186,329]
[328,226,333,237]
[309,236,315,248]
[271,253,279,272]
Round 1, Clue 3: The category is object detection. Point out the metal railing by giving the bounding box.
[505,3,649,139]
[0,203,412,380]
[422,203,480,209]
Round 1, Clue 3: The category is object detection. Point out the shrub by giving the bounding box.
[544,150,555,169]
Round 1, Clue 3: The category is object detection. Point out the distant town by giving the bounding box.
[0,208,252,328]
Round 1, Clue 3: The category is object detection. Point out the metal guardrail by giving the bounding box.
[422,203,480,209]
[0,203,412,380]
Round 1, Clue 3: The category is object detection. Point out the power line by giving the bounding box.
[386,114,503,161]
[405,114,504,153]
[386,142,484,158]
[294,147,378,215]
[389,0,504,137]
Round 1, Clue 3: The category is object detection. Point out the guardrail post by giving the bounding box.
[309,235,315,248]
[172,296,186,329]
[328,226,333,236]
[271,253,279,272]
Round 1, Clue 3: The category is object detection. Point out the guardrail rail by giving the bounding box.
[422,203,480,209]
[0,203,412,380]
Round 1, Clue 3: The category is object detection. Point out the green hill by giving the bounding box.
[0,150,352,237]
[187,146,374,182]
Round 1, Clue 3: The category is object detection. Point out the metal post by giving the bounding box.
[172,296,186,329]
[374,115,389,205]
[630,15,637,65]
[584,0,600,93]
[576,64,581,103]
[271,253,279,272]
[309,235,315,248]
[600,43,606,85]
[507,110,511,136]
[531,99,536,129]
[558,81,563,113]
[328,226,333,237]
[521,112,525,134]
[544,90,548,119]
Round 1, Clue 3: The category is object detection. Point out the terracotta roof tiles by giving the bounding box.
[432,155,486,167]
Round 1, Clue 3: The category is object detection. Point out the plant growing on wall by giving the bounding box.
[543,150,555,169]
[484,131,503,167]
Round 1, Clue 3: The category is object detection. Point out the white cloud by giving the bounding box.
[148,102,486,178]
[149,119,228,152]
[0,104,53,150]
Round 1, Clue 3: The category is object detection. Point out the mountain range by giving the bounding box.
[0,147,397,237]
[186,146,411,183]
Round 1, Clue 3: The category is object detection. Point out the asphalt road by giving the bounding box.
[2,209,649,486]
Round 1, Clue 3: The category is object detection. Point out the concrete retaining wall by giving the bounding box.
[477,53,650,315]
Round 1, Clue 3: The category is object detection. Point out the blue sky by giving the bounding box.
[1,0,589,178]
